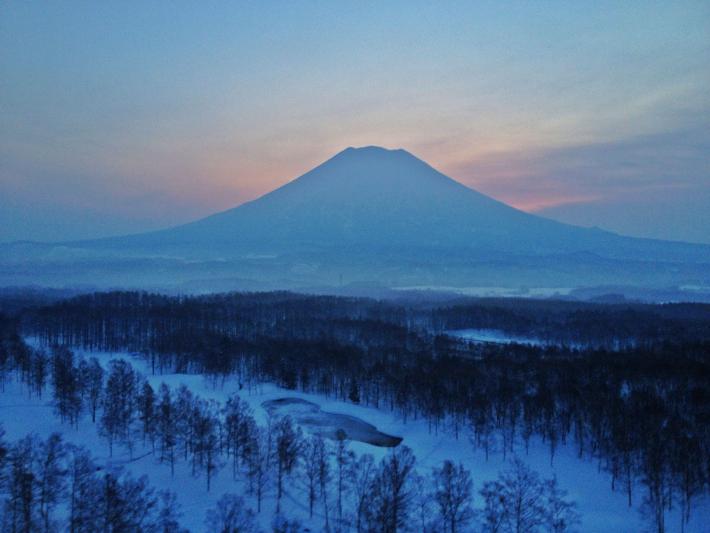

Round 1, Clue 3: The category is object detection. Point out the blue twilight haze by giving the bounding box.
[1,1,708,243]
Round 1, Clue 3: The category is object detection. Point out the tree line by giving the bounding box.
[17,291,710,351]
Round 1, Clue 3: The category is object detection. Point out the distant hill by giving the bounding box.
[2,146,709,295]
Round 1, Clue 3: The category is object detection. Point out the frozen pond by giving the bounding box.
[262,397,403,447]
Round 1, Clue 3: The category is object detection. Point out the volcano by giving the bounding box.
[3,146,709,293]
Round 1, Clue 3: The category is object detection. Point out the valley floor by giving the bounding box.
[2,345,707,532]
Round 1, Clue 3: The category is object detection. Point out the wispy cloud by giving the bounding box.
[443,123,710,243]
[451,122,710,212]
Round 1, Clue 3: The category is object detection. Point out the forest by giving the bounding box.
[1,290,709,532]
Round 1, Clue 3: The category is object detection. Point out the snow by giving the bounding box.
[395,286,574,298]
[446,328,548,346]
[2,345,708,532]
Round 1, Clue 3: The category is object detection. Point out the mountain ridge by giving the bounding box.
[91,146,706,260]
[1,145,709,292]
[94,146,596,247]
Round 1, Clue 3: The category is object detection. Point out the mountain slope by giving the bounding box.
[97,146,708,261]
[2,146,709,291]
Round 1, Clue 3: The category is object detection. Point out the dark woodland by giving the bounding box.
[1,290,708,532]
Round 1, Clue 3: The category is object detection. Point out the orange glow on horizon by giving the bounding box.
[509,194,601,213]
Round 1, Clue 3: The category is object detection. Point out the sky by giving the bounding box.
[1,1,709,244]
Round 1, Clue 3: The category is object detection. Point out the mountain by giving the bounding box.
[2,146,710,294]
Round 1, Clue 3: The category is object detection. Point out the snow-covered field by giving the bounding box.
[446,328,549,347]
[2,345,707,532]
[394,286,574,298]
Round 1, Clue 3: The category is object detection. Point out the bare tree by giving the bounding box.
[99,471,159,532]
[316,434,332,532]
[411,472,434,533]
[67,445,102,533]
[246,427,270,513]
[30,349,49,399]
[334,428,353,522]
[223,395,253,479]
[480,479,507,533]
[171,385,195,461]
[155,490,187,533]
[350,453,376,533]
[35,433,67,533]
[205,493,258,533]
[100,359,138,456]
[371,445,416,533]
[79,357,103,423]
[52,346,82,426]
[301,435,323,519]
[204,415,222,492]
[641,438,672,533]
[157,384,177,476]
[191,399,222,491]
[480,458,577,533]
[544,476,579,533]
[275,416,302,513]
[5,435,38,533]
[502,458,545,533]
[433,460,474,533]
[137,380,156,449]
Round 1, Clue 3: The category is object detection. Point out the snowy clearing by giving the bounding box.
[446,328,548,346]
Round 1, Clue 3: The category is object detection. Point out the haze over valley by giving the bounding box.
[2,146,709,299]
